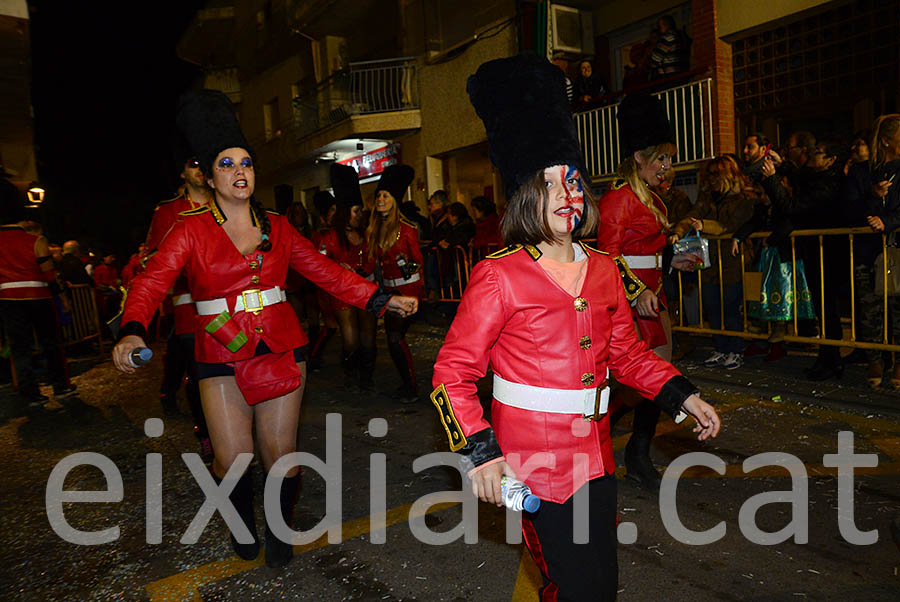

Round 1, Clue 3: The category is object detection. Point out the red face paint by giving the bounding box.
[555,165,584,232]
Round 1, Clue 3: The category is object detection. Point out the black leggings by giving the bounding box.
[522,475,618,601]
[384,312,415,388]
[0,298,66,397]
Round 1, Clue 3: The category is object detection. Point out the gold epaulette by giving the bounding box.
[613,255,648,302]
[578,241,608,255]
[178,205,211,217]
[485,244,542,261]
[430,384,467,452]
[156,194,181,207]
[399,215,417,229]
[265,209,280,216]
[611,179,627,190]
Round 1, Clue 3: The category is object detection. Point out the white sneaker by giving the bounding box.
[723,352,743,370]
[703,352,726,367]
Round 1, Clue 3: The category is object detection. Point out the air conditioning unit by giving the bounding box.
[550,4,594,57]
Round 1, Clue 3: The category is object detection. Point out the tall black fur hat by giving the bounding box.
[176,89,256,174]
[330,163,363,209]
[313,190,336,216]
[274,184,294,215]
[374,165,414,203]
[467,52,586,200]
[617,93,674,157]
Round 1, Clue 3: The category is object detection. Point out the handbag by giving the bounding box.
[874,245,900,297]
[671,228,711,271]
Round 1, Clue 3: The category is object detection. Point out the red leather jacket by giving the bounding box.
[597,181,669,298]
[142,191,208,335]
[430,242,694,503]
[0,226,54,300]
[319,228,375,311]
[375,217,423,298]
[122,202,381,363]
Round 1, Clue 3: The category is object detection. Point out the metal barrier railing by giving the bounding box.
[675,228,900,352]
[574,78,714,179]
[432,229,900,353]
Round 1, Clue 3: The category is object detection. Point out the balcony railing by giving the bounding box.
[574,78,714,180]
[291,57,419,141]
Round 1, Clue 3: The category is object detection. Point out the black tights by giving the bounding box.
[384,313,416,389]
[335,307,375,355]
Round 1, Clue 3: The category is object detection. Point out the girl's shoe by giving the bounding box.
[867,362,884,390]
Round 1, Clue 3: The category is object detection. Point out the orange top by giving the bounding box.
[537,246,588,297]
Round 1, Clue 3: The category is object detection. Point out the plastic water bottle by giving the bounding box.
[128,347,153,368]
[501,476,541,513]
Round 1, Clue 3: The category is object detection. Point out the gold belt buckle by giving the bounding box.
[584,379,610,422]
[241,288,264,314]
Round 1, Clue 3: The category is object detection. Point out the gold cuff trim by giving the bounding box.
[613,255,648,302]
[430,384,467,452]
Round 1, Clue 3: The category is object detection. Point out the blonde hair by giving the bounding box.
[616,143,676,226]
[365,192,400,261]
[871,114,900,168]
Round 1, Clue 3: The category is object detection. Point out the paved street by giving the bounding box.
[1,318,899,601]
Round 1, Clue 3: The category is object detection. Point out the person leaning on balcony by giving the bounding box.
[673,156,756,370]
[595,92,682,490]
[112,90,418,569]
[647,15,689,81]
[845,114,900,389]
[365,164,424,403]
[431,53,720,602]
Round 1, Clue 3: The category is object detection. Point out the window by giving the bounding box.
[263,97,280,141]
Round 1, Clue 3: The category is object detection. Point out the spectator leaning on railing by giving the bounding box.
[846,114,900,389]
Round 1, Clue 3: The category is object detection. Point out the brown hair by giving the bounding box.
[701,155,745,195]
[365,192,400,261]
[617,143,676,227]
[501,169,598,247]
[871,114,900,168]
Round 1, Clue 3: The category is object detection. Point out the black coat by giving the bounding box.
[844,160,900,266]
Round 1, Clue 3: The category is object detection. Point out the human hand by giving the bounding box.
[471,460,515,506]
[667,234,680,245]
[761,157,776,178]
[690,218,703,232]
[679,394,721,440]
[113,335,147,374]
[635,289,659,318]
[766,149,783,164]
[731,239,741,257]
[867,216,885,232]
[386,295,418,317]
[873,180,892,198]
[438,240,450,249]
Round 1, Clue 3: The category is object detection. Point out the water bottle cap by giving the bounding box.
[138,348,153,361]
[522,494,540,513]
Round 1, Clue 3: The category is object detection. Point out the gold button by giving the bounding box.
[579,336,592,350]
[249,261,259,270]
[574,297,587,312]
[250,275,260,284]
[254,326,264,334]
[582,372,594,386]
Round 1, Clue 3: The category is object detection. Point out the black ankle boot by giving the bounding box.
[341,349,360,386]
[214,472,259,560]
[387,340,417,402]
[624,436,661,490]
[358,348,376,391]
[265,474,301,568]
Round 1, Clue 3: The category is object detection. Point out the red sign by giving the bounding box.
[337,143,401,179]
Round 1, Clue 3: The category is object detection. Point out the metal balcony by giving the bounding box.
[575,78,715,180]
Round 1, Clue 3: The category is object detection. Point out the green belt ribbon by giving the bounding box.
[204,310,248,353]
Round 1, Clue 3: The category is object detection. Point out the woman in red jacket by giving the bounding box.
[320,163,378,389]
[596,93,680,491]
[112,91,416,569]
[365,165,423,402]
[432,53,720,602]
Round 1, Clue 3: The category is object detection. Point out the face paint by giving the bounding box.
[558,165,584,232]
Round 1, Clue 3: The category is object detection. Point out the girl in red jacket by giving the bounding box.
[431,54,720,601]
[112,91,416,568]
[365,165,423,402]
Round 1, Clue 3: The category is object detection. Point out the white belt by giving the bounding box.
[623,254,662,269]
[172,293,194,306]
[384,272,421,288]
[195,286,286,315]
[0,281,48,289]
[493,372,610,420]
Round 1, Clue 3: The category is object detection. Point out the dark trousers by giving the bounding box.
[702,282,744,354]
[522,475,618,602]
[161,332,207,438]
[0,299,66,398]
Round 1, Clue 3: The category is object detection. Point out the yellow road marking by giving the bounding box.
[145,501,458,602]
[511,546,542,601]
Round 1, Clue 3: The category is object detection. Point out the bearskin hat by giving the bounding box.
[330,163,363,209]
[374,165,414,203]
[175,89,255,174]
[466,52,586,200]
[616,93,674,158]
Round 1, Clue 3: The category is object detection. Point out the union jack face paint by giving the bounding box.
[554,165,584,232]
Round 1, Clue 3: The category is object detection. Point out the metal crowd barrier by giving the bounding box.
[432,229,900,353]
